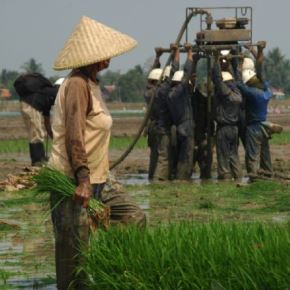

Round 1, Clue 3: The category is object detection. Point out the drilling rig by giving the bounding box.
[111,6,258,175]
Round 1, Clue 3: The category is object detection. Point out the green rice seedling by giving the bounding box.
[33,167,109,228]
[81,222,290,290]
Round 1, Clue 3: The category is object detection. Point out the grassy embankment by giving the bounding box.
[0,136,148,154]
[0,132,289,154]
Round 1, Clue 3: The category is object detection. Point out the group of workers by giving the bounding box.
[145,40,278,182]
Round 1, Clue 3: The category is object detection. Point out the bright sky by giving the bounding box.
[0,0,288,77]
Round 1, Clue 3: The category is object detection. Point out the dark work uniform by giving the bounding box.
[238,95,247,149]
[237,77,272,175]
[192,87,212,179]
[152,60,178,180]
[144,59,161,180]
[212,62,242,180]
[167,59,194,180]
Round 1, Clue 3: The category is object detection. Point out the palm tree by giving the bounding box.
[21,58,44,74]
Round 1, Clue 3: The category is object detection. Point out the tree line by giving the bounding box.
[1,47,290,102]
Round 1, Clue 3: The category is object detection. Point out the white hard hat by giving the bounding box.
[220,49,230,56]
[221,71,233,82]
[163,65,171,79]
[242,69,256,83]
[54,77,65,85]
[242,58,255,71]
[172,70,184,82]
[148,68,162,81]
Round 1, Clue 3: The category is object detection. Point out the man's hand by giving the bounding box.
[170,43,178,51]
[184,43,192,51]
[257,41,267,50]
[155,47,163,58]
[74,178,92,208]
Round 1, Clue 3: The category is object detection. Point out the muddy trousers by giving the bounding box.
[194,135,212,179]
[173,134,194,180]
[245,123,273,175]
[147,121,159,180]
[216,125,242,180]
[20,101,46,166]
[50,185,146,290]
[154,132,171,181]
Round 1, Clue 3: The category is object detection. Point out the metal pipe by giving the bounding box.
[156,43,259,54]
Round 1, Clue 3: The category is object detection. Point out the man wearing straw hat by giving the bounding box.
[49,16,145,290]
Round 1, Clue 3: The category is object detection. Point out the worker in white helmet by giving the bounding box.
[167,43,196,180]
[54,77,65,86]
[237,41,273,177]
[151,43,179,181]
[235,55,256,148]
[144,47,163,179]
[212,49,243,180]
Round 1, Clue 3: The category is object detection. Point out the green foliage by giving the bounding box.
[82,222,290,289]
[264,48,290,93]
[21,58,43,74]
[0,69,19,99]
[0,269,13,285]
[101,65,146,102]
[1,48,290,101]
[119,65,146,102]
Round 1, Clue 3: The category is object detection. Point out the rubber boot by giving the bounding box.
[29,142,46,166]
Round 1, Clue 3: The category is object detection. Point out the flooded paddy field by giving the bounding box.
[0,111,290,289]
[1,173,290,289]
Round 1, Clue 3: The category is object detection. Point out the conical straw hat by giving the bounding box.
[53,16,137,71]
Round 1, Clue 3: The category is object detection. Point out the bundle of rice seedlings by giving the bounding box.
[33,167,110,229]
[81,222,290,289]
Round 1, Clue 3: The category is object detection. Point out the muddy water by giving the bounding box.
[0,174,152,289]
[0,197,55,289]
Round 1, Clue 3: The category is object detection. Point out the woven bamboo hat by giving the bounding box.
[53,16,137,71]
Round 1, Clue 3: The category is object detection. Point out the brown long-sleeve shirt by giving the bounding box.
[64,70,93,180]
